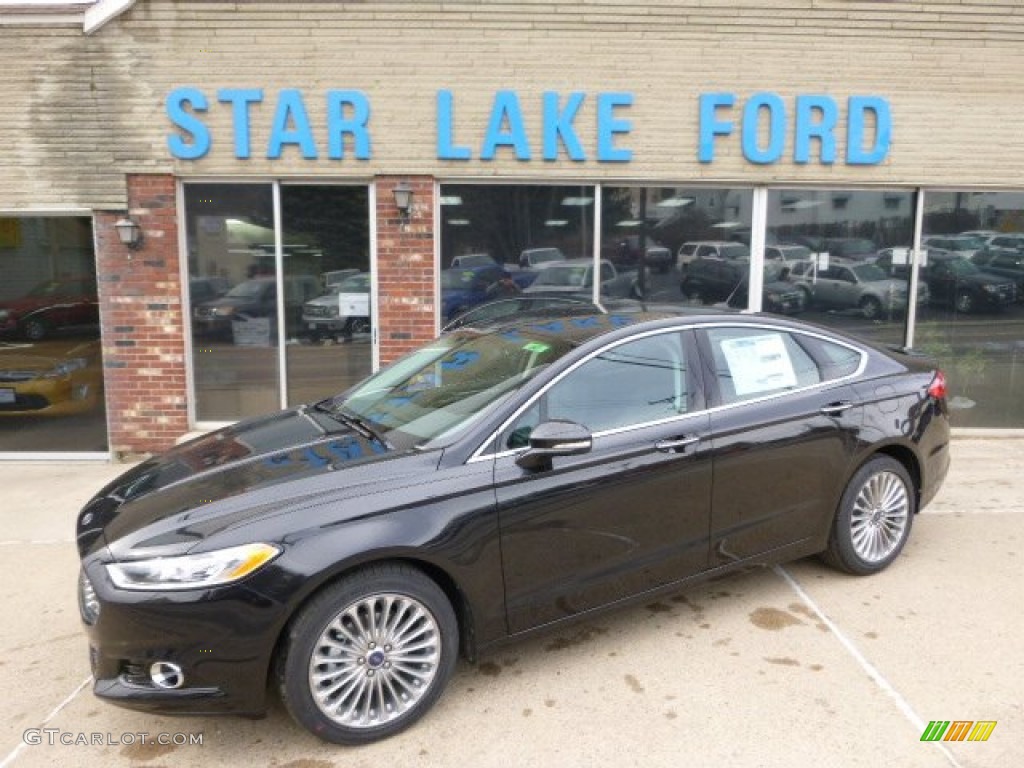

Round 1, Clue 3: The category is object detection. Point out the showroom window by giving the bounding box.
[183,183,371,423]
[0,215,107,454]
[439,184,598,324]
[601,186,755,311]
[765,188,915,347]
[908,190,1024,428]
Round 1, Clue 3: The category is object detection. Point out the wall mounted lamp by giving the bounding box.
[114,216,143,250]
[392,182,414,220]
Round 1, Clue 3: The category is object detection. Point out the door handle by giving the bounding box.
[655,435,700,453]
[820,401,854,416]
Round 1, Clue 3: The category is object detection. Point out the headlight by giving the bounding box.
[106,542,281,591]
[79,569,100,624]
[0,309,9,321]
[766,292,781,303]
[44,357,87,379]
[982,284,997,294]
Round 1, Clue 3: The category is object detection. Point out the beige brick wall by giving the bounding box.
[1,0,1023,210]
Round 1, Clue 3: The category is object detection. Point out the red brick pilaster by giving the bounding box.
[375,176,436,365]
[96,174,188,457]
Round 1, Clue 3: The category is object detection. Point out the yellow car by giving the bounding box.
[0,339,103,416]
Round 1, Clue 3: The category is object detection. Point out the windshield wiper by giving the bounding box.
[313,401,391,447]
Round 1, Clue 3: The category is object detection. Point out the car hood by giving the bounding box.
[863,278,909,292]
[763,280,800,293]
[953,271,1010,287]
[197,296,262,311]
[75,406,424,560]
[0,342,98,378]
[305,294,338,307]
[0,296,75,314]
[0,350,63,376]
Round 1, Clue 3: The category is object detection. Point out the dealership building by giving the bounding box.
[1,0,1023,458]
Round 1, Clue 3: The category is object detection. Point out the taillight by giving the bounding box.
[927,370,947,400]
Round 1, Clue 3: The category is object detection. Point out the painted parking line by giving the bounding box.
[0,677,91,768]
[774,565,962,768]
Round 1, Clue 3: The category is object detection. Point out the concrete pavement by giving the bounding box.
[0,438,1021,768]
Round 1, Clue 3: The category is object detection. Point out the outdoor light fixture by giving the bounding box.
[392,182,414,219]
[114,216,143,250]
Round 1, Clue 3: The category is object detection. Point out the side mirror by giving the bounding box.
[515,420,593,471]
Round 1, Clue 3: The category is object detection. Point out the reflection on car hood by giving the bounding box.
[0,342,98,377]
[75,406,414,559]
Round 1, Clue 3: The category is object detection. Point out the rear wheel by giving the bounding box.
[954,291,975,314]
[277,564,458,745]
[22,318,48,341]
[822,456,915,575]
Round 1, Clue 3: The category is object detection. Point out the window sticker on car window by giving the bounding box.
[522,342,550,354]
[720,333,798,396]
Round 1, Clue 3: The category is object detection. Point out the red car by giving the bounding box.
[0,277,99,341]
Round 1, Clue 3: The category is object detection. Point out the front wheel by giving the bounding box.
[860,295,883,320]
[821,456,915,575]
[277,564,459,745]
[954,291,975,314]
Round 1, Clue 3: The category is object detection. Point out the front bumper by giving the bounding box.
[79,560,286,717]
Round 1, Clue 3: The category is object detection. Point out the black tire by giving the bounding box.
[821,456,916,575]
[797,284,813,307]
[954,291,975,314]
[860,296,883,320]
[277,564,458,745]
[349,317,370,335]
[22,317,48,341]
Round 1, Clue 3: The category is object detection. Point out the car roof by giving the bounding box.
[448,306,758,346]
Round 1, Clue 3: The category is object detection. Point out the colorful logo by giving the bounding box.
[920,721,997,742]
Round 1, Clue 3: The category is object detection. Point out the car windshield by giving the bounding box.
[526,249,564,264]
[27,280,77,297]
[946,239,979,252]
[532,265,589,287]
[337,275,369,292]
[945,258,980,276]
[835,239,876,255]
[225,280,270,299]
[441,270,485,290]
[851,264,889,282]
[777,245,811,260]
[721,244,750,259]
[321,330,574,449]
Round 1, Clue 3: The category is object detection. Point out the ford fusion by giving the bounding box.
[76,311,950,744]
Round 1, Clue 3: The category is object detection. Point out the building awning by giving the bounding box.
[0,0,136,34]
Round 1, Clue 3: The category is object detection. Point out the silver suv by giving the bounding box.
[787,259,928,319]
[676,240,749,271]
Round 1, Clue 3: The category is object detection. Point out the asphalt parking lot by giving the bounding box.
[0,438,1020,768]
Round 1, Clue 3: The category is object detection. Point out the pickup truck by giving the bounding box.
[522,258,642,299]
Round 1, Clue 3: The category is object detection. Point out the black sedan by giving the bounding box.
[76,311,950,745]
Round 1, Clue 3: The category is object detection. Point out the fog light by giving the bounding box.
[150,661,184,690]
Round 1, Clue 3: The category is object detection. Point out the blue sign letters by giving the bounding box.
[699,91,891,166]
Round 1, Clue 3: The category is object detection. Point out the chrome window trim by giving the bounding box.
[467,320,868,464]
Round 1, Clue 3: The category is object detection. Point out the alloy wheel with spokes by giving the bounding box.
[308,593,441,730]
[279,564,458,745]
[822,456,916,575]
[849,471,910,563]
